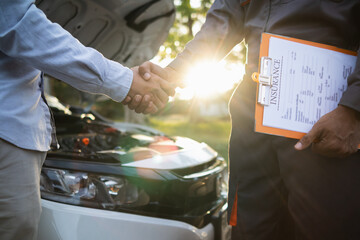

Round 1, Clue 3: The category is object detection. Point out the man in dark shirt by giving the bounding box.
[137,0,360,239]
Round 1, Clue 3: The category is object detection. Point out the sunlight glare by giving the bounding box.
[179,61,243,100]
[190,0,202,8]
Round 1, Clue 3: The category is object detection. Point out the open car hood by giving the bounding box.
[47,96,219,171]
[36,0,174,67]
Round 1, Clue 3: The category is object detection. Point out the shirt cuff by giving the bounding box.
[100,60,133,102]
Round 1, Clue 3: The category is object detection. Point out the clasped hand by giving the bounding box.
[122,62,181,114]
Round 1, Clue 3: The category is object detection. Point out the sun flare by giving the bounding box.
[176,61,244,100]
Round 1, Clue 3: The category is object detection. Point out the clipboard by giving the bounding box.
[252,33,357,139]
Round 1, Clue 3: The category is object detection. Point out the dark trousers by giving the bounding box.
[228,80,360,240]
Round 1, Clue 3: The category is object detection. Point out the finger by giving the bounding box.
[144,102,158,114]
[122,96,131,105]
[135,95,152,114]
[151,74,176,96]
[160,78,176,96]
[139,62,168,80]
[153,88,169,106]
[149,63,168,79]
[138,62,152,80]
[294,127,319,151]
[162,82,176,97]
[128,95,142,110]
[151,93,167,110]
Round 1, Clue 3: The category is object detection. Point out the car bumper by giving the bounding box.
[38,199,231,240]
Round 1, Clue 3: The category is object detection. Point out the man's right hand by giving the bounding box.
[294,105,360,158]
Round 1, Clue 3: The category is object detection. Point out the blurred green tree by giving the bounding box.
[157,0,246,63]
[157,0,213,60]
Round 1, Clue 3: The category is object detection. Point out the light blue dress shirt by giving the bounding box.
[0,0,133,151]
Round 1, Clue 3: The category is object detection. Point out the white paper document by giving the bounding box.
[262,37,357,133]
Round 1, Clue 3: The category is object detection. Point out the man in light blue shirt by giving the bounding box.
[0,1,172,239]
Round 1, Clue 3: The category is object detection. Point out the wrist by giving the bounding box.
[338,105,360,120]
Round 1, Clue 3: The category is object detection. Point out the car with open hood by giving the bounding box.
[36,0,231,239]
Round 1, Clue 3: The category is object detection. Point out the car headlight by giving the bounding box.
[40,167,149,210]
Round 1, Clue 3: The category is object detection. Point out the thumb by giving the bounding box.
[294,128,318,151]
[138,62,152,81]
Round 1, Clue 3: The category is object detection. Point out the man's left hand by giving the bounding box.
[294,105,360,158]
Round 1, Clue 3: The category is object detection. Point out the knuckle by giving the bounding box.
[144,96,151,102]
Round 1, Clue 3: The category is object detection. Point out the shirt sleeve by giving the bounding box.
[339,47,360,112]
[0,1,132,102]
[168,0,245,73]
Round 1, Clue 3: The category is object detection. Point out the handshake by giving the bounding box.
[122,61,181,114]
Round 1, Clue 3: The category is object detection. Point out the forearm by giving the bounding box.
[0,2,132,102]
[169,0,245,73]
